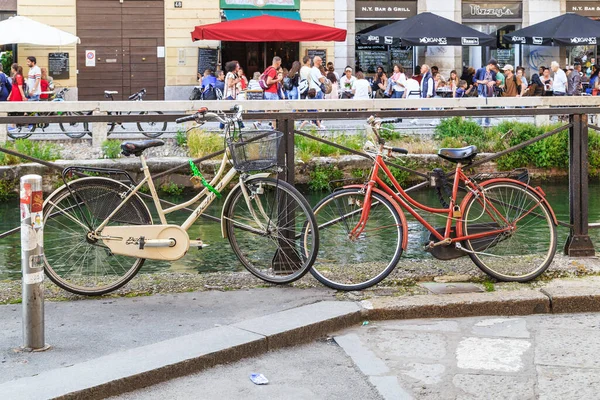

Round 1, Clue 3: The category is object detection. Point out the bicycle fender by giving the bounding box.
[221,173,271,239]
[457,178,558,232]
[344,184,409,250]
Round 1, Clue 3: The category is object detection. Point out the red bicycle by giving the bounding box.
[308,116,558,291]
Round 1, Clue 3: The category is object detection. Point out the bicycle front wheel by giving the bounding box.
[59,112,90,138]
[461,181,557,282]
[43,178,152,295]
[8,123,35,139]
[224,177,318,284]
[309,188,404,291]
[137,111,167,138]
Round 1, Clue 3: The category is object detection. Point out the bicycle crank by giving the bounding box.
[101,225,190,261]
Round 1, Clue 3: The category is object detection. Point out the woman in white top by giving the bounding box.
[223,60,242,100]
[352,71,371,100]
[340,66,356,98]
[387,64,406,98]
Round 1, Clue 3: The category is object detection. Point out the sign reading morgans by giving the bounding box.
[570,37,597,44]
[419,37,447,45]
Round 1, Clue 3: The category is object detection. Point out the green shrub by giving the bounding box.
[175,129,187,147]
[159,182,184,196]
[0,139,60,166]
[295,132,366,162]
[308,164,343,192]
[187,129,223,159]
[379,123,401,140]
[102,139,122,159]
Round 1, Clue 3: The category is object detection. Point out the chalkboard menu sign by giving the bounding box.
[357,50,387,74]
[306,49,327,63]
[391,48,413,70]
[48,52,69,80]
[197,48,219,74]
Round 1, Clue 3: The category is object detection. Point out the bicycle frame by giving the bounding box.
[94,152,258,235]
[353,151,525,247]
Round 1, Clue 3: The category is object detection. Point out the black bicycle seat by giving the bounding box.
[437,145,478,164]
[121,140,165,157]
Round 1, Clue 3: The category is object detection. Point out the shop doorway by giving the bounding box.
[463,24,521,69]
[76,0,165,101]
[221,42,299,76]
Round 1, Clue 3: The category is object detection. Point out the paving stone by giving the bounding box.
[374,331,448,360]
[334,333,390,376]
[537,366,600,400]
[529,312,600,331]
[452,373,535,400]
[471,317,530,338]
[369,376,413,400]
[535,328,600,369]
[401,362,446,385]
[456,337,531,372]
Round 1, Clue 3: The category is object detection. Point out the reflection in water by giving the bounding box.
[0,182,596,280]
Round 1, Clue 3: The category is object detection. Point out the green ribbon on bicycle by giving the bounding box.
[189,160,221,198]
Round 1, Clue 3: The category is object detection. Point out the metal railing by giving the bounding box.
[1,98,600,257]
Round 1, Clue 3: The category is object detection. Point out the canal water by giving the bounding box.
[0,181,598,281]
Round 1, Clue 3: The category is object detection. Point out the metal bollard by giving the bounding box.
[20,175,48,351]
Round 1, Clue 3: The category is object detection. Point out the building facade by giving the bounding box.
[16,0,600,99]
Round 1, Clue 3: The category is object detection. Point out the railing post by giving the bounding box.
[0,112,8,145]
[20,175,49,351]
[276,117,294,185]
[91,110,108,151]
[565,113,595,256]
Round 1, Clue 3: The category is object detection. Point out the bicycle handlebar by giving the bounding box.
[175,105,244,125]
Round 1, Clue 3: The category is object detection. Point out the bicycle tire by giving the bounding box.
[43,177,152,295]
[137,111,167,138]
[59,111,90,139]
[460,180,557,282]
[309,188,404,291]
[224,177,318,284]
[8,123,35,139]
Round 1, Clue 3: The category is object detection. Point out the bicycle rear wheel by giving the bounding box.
[137,111,167,138]
[308,188,404,291]
[460,181,557,282]
[59,112,90,138]
[224,177,318,284]
[43,177,152,295]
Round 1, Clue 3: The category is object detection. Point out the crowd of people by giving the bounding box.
[193,56,599,102]
[0,56,54,103]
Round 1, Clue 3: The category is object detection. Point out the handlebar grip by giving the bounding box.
[390,147,408,154]
[175,115,197,124]
[381,118,402,124]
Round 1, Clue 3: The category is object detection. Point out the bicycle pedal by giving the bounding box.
[189,239,208,249]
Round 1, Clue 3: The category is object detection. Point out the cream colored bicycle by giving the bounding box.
[42,106,318,295]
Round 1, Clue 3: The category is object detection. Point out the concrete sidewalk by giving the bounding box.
[1,277,599,399]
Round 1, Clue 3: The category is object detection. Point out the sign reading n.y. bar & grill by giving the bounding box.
[566,1,600,17]
[355,1,417,20]
[462,2,522,20]
[219,0,299,9]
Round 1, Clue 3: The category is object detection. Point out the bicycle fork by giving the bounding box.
[238,175,273,234]
[348,183,375,240]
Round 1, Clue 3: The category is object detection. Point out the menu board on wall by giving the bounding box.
[306,49,327,63]
[357,50,388,74]
[48,52,69,80]
[197,48,219,74]
[391,48,413,71]
[496,49,512,66]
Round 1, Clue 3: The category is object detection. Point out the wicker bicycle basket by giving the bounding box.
[226,130,283,172]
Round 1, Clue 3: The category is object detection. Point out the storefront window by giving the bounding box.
[355,21,413,76]
[463,23,521,68]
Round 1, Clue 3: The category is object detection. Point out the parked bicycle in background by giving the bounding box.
[104,88,167,138]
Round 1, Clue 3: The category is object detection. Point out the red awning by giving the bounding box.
[191,15,347,42]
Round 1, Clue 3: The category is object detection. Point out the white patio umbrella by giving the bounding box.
[0,16,80,46]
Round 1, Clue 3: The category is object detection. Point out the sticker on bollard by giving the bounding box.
[24,271,44,285]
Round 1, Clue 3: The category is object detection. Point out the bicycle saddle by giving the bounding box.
[437,145,478,164]
[121,140,165,157]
